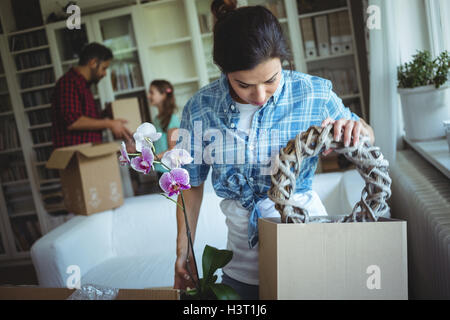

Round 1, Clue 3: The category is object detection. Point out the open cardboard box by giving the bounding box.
[111,97,142,133]
[259,216,408,300]
[46,142,124,215]
[0,286,180,300]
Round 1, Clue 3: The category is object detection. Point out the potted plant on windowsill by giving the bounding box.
[397,50,450,141]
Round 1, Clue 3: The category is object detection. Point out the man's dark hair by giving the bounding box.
[211,0,292,73]
[78,42,113,66]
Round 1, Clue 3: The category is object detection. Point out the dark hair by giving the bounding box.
[211,0,292,73]
[150,80,177,132]
[78,42,113,66]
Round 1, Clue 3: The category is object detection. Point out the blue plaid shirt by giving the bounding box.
[179,70,359,248]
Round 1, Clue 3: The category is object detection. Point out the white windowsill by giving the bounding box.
[403,136,450,180]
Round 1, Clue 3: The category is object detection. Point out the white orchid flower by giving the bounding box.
[161,149,193,169]
[133,122,162,152]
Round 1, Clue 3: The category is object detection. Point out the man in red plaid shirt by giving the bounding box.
[51,42,132,148]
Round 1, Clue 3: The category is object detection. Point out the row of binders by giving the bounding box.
[301,11,352,59]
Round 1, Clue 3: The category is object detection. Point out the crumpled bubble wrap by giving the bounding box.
[66,284,119,300]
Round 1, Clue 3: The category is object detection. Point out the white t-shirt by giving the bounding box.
[220,102,328,285]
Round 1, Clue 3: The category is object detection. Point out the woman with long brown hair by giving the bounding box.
[147,80,180,175]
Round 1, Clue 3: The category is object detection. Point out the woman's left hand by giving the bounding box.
[321,118,371,156]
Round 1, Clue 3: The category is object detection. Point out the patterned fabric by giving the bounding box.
[179,70,360,248]
[51,68,102,148]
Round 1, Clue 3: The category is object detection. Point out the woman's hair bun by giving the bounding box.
[211,0,238,21]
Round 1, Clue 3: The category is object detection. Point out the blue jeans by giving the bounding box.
[221,272,259,300]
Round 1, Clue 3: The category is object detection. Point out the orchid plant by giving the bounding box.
[119,122,240,300]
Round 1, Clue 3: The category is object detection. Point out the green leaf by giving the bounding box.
[209,283,241,300]
[201,245,233,291]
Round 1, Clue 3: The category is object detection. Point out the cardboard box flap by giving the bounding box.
[77,142,120,159]
[46,148,80,170]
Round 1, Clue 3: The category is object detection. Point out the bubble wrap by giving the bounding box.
[66,284,119,300]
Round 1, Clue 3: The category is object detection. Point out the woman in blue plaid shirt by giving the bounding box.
[174,0,375,299]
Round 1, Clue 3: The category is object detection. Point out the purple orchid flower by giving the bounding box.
[130,147,154,174]
[119,141,131,165]
[159,168,191,197]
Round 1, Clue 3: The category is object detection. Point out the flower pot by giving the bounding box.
[398,84,450,141]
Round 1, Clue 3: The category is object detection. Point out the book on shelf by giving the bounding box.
[297,0,347,14]
[0,117,20,150]
[338,11,353,53]
[314,15,330,57]
[0,161,28,183]
[328,12,342,55]
[9,30,47,52]
[0,95,13,113]
[22,88,53,108]
[110,62,144,92]
[0,235,5,255]
[15,50,51,71]
[31,127,52,144]
[35,145,53,162]
[300,17,317,59]
[28,108,51,126]
[20,69,55,89]
[10,217,41,252]
[309,67,358,97]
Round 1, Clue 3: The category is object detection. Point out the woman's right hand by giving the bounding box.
[174,252,198,290]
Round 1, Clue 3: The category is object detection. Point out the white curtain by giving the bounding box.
[368,0,400,164]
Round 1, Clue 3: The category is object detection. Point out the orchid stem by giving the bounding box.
[180,190,200,291]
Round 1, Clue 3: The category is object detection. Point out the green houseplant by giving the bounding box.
[397,50,450,141]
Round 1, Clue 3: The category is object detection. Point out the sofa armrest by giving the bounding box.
[31,210,114,288]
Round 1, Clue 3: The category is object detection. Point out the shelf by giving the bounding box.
[298,6,348,20]
[16,64,53,74]
[341,93,360,100]
[11,45,50,56]
[113,47,137,56]
[172,77,199,86]
[404,137,450,180]
[20,83,55,93]
[201,33,212,39]
[278,17,288,23]
[62,59,79,66]
[29,122,52,130]
[114,86,146,96]
[34,161,47,166]
[141,0,177,9]
[40,183,61,192]
[24,104,52,112]
[149,36,191,49]
[305,51,354,63]
[7,25,46,36]
[0,111,14,117]
[1,179,29,187]
[0,148,22,155]
[0,90,10,95]
[9,211,37,218]
[40,178,60,184]
[33,142,53,148]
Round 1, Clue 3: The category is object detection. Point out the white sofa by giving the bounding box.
[31,169,365,289]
